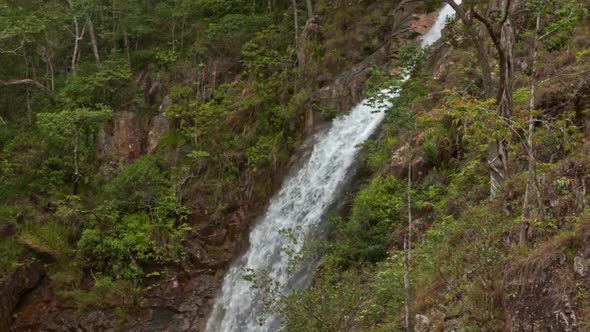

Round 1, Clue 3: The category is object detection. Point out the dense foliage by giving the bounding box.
[2,0,590,329]
[0,0,407,318]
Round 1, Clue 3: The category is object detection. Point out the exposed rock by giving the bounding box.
[574,252,590,278]
[183,234,215,268]
[297,16,322,68]
[12,269,221,332]
[12,276,91,332]
[204,229,227,247]
[311,9,421,115]
[97,111,145,162]
[444,317,459,332]
[0,261,45,331]
[504,240,581,331]
[386,143,431,181]
[147,114,170,154]
[97,109,172,164]
[225,207,248,241]
[79,310,115,331]
[159,94,172,113]
[314,46,385,113]
[138,272,220,332]
[409,9,442,35]
[415,314,431,332]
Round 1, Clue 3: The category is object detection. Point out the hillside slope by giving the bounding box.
[0,0,437,330]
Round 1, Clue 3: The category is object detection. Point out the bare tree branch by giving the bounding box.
[0,78,54,98]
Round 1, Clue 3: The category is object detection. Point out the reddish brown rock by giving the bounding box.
[0,261,45,331]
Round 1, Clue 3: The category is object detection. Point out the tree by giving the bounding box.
[65,0,86,75]
[305,0,313,18]
[442,0,493,98]
[443,0,517,197]
[404,157,413,332]
[519,0,585,245]
[292,0,299,48]
[37,105,112,194]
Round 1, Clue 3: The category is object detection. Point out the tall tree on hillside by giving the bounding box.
[520,0,585,245]
[292,0,299,47]
[66,0,86,75]
[305,0,314,18]
[0,1,61,99]
[443,0,517,197]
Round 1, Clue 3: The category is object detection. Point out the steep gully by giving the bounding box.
[205,3,460,332]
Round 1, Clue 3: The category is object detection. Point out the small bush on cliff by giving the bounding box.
[329,176,405,268]
[0,237,24,277]
[78,155,190,280]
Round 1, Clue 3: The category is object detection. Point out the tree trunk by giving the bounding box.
[292,0,299,48]
[443,0,494,98]
[472,0,515,197]
[45,47,55,92]
[0,78,54,97]
[520,118,535,245]
[447,0,517,197]
[490,36,512,197]
[520,0,544,246]
[26,89,32,125]
[404,158,412,332]
[70,8,80,74]
[67,0,86,75]
[123,30,131,65]
[87,17,101,66]
[73,129,80,195]
[403,237,411,332]
[305,0,314,18]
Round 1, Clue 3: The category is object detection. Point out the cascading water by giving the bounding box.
[206,4,460,331]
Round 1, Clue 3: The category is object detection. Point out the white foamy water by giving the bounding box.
[206,4,459,331]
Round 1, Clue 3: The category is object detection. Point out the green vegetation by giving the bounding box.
[255,1,590,330]
[0,0,412,323]
[1,0,589,329]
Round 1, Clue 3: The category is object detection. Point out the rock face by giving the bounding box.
[297,16,322,68]
[386,142,431,182]
[0,261,45,331]
[147,114,171,154]
[11,270,221,332]
[504,237,586,332]
[574,252,590,278]
[311,5,439,116]
[97,110,171,164]
[415,314,431,332]
[409,8,442,35]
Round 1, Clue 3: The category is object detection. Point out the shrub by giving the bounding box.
[0,237,24,277]
[104,155,171,211]
[19,221,73,264]
[329,176,405,268]
[78,155,190,280]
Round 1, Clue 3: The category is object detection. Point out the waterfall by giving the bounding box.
[206,4,459,331]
